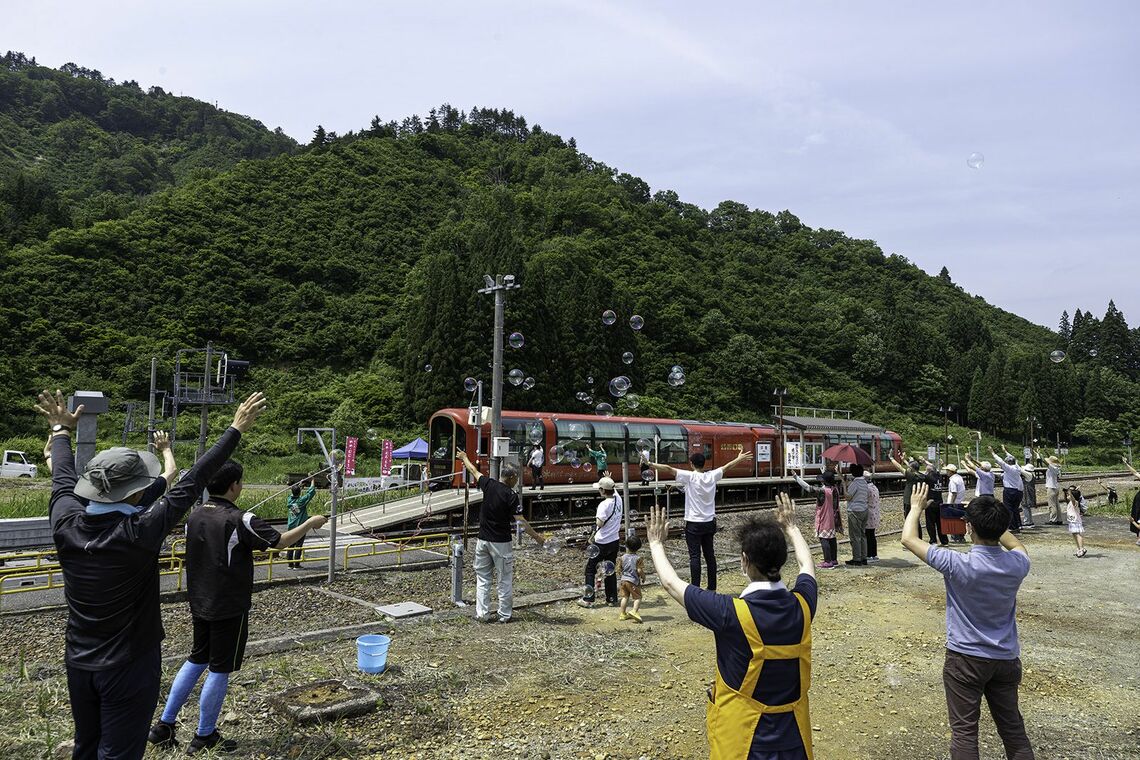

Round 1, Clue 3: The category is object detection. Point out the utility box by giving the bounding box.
[467,406,492,426]
[492,437,511,457]
[68,391,109,415]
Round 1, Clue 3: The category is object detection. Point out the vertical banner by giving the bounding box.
[344,436,358,476]
[381,439,393,476]
[785,441,802,469]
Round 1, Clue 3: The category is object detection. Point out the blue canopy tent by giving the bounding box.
[391,437,428,459]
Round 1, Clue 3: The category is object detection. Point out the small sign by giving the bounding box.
[381,439,393,476]
[344,436,359,476]
[927,445,938,462]
[756,442,772,463]
[785,442,803,469]
[1060,447,1069,456]
[1022,447,1032,463]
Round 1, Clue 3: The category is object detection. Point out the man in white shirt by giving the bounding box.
[943,464,967,543]
[647,448,752,590]
[578,477,623,607]
[1037,452,1063,524]
[527,445,544,490]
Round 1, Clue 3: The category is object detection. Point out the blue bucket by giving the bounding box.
[356,634,391,674]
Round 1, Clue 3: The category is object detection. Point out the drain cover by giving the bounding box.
[375,601,433,619]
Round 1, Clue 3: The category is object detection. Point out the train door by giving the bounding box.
[428,415,466,486]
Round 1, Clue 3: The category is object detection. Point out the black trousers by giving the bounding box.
[66,644,161,760]
[820,536,837,563]
[865,528,878,558]
[285,533,305,564]
[926,504,948,545]
[530,465,544,488]
[1003,488,1023,530]
[685,519,718,591]
[583,539,619,603]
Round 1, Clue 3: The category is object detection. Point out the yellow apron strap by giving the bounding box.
[731,597,766,697]
[792,591,814,760]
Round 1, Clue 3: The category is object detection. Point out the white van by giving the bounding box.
[1,451,37,479]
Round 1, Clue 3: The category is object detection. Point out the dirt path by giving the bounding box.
[2,512,1138,759]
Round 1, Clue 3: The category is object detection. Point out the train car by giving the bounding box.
[427,408,903,488]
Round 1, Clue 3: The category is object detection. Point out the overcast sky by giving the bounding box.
[9,1,1138,329]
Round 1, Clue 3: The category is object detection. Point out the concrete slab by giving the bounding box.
[376,601,433,619]
[270,679,382,724]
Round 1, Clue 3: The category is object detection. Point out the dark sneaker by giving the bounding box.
[844,559,865,566]
[147,720,177,749]
[475,613,498,623]
[187,730,237,755]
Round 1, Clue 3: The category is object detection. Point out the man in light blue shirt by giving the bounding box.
[902,483,1035,760]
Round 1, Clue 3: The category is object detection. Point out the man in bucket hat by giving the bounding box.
[35,389,267,760]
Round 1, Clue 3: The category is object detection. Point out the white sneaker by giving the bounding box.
[866,557,880,563]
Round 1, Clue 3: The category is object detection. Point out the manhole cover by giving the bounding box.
[375,601,432,619]
[271,679,382,724]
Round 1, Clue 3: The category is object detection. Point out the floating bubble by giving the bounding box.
[464,377,478,393]
[1089,349,1099,358]
[619,375,632,388]
[671,365,683,374]
[424,364,433,372]
[608,376,630,398]
[601,310,617,326]
[576,391,588,402]
[561,523,572,532]
[509,331,525,349]
[626,527,637,540]
[567,422,587,440]
[586,376,595,385]
[602,560,616,577]
[885,663,902,688]
[549,444,565,463]
[635,438,653,455]
[1049,350,1066,364]
[624,394,640,410]
[582,462,594,473]
[595,402,615,417]
[522,376,536,390]
[629,315,644,331]
[568,477,574,483]
[667,370,686,387]
[622,351,634,365]
[433,447,448,459]
[544,537,564,556]
[967,152,984,169]
[570,456,582,469]
[583,395,593,405]
[630,509,639,520]
[366,427,379,441]
[585,544,601,559]
[508,368,525,386]
[527,422,543,444]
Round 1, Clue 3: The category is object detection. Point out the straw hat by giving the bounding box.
[942,463,958,474]
[1046,455,1060,465]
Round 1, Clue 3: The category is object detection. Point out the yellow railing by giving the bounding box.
[0,533,452,608]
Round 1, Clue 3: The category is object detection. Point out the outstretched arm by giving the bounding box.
[1121,456,1140,480]
[153,431,178,487]
[887,453,907,474]
[457,450,482,482]
[647,461,678,477]
[724,448,753,470]
[648,501,688,607]
[515,515,545,545]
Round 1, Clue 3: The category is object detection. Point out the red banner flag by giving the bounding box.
[344,436,359,476]
[381,439,393,476]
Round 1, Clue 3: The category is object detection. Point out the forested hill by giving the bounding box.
[0,51,296,248]
[4,65,1136,455]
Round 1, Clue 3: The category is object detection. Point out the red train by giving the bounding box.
[427,408,902,487]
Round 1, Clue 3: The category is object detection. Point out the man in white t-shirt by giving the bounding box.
[1037,452,1063,524]
[942,464,967,543]
[527,445,544,490]
[578,477,624,607]
[647,447,752,590]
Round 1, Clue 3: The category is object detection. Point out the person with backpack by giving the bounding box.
[578,476,624,607]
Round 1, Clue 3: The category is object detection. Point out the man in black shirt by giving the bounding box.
[34,389,267,760]
[457,450,544,623]
[149,461,326,754]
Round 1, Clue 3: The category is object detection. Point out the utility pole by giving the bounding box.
[298,427,339,583]
[147,357,157,453]
[773,388,789,478]
[197,342,213,460]
[939,404,954,466]
[478,274,520,480]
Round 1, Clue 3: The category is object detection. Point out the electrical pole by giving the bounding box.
[773,388,788,478]
[197,342,213,460]
[478,274,519,480]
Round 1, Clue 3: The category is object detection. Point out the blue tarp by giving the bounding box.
[391,437,428,460]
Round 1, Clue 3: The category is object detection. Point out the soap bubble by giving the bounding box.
[549,444,566,463]
[586,375,594,385]
[967,152,984,169]
[595,402,614,417]
[667,370,686,387]
[585,544,601,559]
[365,428,379,441]
[582,462,594,473]
[629,315,644,331]
[602,560,616,577]
[1089,349,1099,358]
[567,422,586,440]
[570,456,582,469]
[635,438,652,455]
[544,537,564,555]
[608,376,630,398]
[583,395,593,405]
[568,477,574,483]
[601,310,617,326]
[622,351,634,365]
[433,447,448,459]
[464,377,478,393]
[885,663,902,688]
[1049,350,1066,364]
[561,523,572,532]
[527,422,544,444]
[509,331,525,349]
[624,394,640,410]
[508,368,525,386]
[424,364,433,372]
[671,365,683,374]
[522,376,536,390]
[576,391,588,401]
[626,527,637,540]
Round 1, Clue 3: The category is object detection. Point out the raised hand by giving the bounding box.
[911,482,929,513]
[153,430,171,452]
[774,492,796,528]
[231,392,267,433]
[34,389,83,429]
[647,502,670,545]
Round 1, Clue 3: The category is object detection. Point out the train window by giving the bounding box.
[429,416,454,460]
[501,418,527,455]
[657,424,688,465]
[879,436,895,461]
[804,443,824,466]
[592,421,625,464]
[625,423,659,463]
